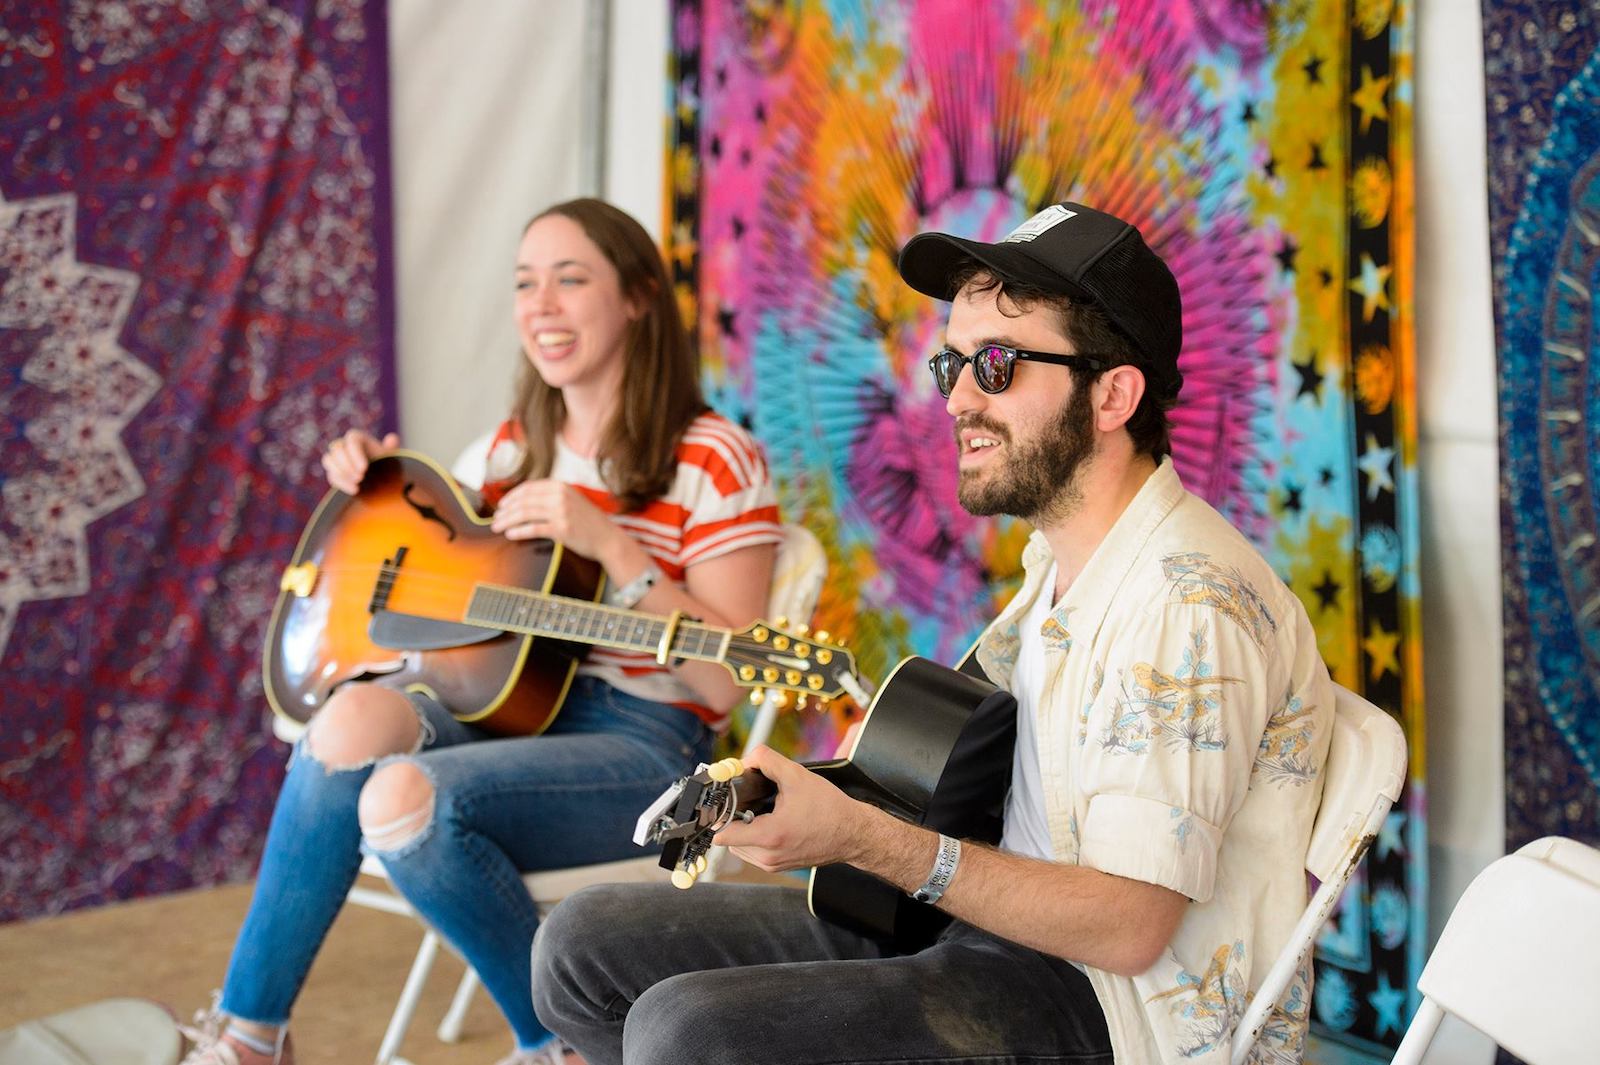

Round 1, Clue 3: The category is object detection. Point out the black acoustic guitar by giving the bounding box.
[634,654,1018,952]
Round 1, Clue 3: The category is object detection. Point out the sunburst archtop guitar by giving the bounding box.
[264,451,862,737]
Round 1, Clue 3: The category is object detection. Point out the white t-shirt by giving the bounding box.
[1000,563,1058,862]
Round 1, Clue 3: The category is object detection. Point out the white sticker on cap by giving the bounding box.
[1002,205,1077,243]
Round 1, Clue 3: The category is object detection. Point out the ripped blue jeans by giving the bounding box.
[219,677,712,1052]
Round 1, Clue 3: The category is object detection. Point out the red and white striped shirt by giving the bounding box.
[475,412,782,728]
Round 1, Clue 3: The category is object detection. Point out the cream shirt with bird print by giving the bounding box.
[975,458,1334,1064]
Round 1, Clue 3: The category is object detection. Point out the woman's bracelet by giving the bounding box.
[606,559,664,609]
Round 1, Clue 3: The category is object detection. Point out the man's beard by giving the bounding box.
[956,385,1095,523]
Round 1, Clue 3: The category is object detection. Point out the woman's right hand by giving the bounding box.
[322,429,400,495]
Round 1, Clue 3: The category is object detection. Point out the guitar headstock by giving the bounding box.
[633,757,775,888]
[722,619,866,705]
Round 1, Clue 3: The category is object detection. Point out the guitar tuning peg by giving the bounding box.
[774,615,789,630]
[814,630,831,644]
[708,757,743,782]
[772,691,797,711]
[671,867,697,890]
[794,623,810,637]
[749,687,767,704]
[695,854,709,873]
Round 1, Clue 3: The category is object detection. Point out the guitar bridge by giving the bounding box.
[367,545,409,614]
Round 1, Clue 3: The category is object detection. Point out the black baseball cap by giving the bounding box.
[897,202,1183,398]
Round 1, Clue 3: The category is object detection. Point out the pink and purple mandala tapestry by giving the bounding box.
[670,0,1423,1055]
[0,0,394,922]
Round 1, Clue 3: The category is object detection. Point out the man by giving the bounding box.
[531,202,1334,1065]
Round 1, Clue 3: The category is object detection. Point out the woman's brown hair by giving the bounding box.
[508,198,707,512]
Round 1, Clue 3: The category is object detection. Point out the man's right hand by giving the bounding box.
[322,429,400,495]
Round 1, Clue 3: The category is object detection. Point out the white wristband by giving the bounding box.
[911,834,961,904]
[606,560,663,609]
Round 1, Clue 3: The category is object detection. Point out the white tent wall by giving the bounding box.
[391,3,1503,1060]
[1410,1,1502,1058]
[606,0,670,241]
[388,0,592,465]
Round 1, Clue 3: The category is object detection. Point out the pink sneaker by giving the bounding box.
[177,993,294,1065]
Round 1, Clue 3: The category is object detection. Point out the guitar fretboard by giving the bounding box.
[466,584,728,662]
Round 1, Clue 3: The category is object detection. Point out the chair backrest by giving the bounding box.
[1400,836,1600,1064]
[764,523,827,629]
[1229,682,1408,1064]
[1305,684,1409,882]
[740,524,829,754]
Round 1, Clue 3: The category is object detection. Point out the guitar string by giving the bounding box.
[298,562,836,646]
[289,561,838,675]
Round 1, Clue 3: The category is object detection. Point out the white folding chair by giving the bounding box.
[323,523,828,1064]
[1388,836,1600,1065]
[1228,683,1408,1064]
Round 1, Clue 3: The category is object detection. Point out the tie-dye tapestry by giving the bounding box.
[669,0,1422,1056]
[0,1,394,922]
[1485,2,1600,853]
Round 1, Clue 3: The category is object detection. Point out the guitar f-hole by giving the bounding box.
[402,481,457,540]
[368,545,409,614]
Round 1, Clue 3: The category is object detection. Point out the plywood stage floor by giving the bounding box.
[0,864,787,1065]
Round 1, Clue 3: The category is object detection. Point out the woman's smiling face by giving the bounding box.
[514,212,640,394]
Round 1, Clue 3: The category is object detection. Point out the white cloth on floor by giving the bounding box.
[0,997,180,1065]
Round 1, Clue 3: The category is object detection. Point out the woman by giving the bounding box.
[182,199,781,1065]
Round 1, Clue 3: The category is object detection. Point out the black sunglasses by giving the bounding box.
[928,344,1110,397]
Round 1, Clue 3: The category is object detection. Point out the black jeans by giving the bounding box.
[531,882,1113,1065]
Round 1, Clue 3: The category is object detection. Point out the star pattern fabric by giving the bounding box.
[669,0,1424,1051]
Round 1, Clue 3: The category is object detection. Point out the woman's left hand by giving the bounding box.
[490,478,620,560]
